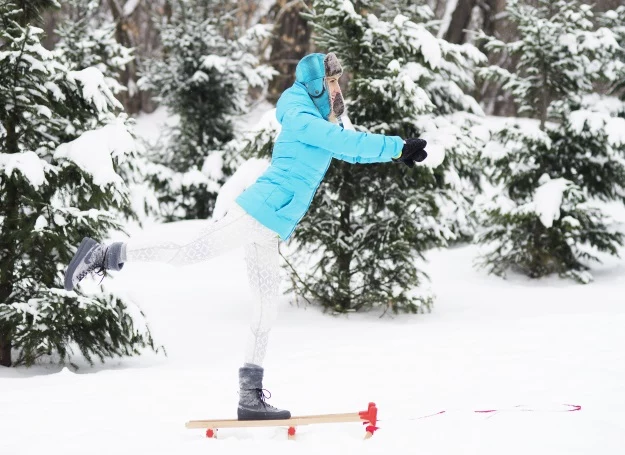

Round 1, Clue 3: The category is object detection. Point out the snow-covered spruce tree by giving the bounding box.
[54,0,133,98]
[601,5,625,104]
[0,1,155,367]
[379,0,436,24]
[476,0,625,283]
[54,0,144,221]
[260,0,485,314]
[138,0,275,221]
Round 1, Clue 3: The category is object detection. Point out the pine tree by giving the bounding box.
[476,0,625,283]
[138,0,275,221]
[380,0,436,23]
[0,1,155,367]
[602,5,625,103]
[54,0,133,98]
[260,0,486,314]
[53,0,145,221]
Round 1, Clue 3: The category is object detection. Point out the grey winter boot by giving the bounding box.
[238,364,291,420]
[64,237,125,291]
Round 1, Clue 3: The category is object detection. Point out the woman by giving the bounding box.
[64,52,428,420]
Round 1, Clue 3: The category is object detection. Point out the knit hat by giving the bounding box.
[295,53,343,119]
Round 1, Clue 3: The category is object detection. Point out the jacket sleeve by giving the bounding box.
[282,107,404,164]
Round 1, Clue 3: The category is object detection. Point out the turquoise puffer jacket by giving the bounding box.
[235,82,404,241]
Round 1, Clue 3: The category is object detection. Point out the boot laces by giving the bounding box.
[255,388,278,410]
[76,246,108,285]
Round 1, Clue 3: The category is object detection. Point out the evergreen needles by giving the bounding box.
[476,0,625,283]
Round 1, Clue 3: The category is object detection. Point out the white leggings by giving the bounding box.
[124,204,281,367]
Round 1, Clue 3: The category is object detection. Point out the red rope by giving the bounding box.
[383,404,582,423]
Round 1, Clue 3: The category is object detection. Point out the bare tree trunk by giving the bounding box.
[41,8,59,50]
[135,0,172,114]
[472,0,518,116]
[107,0,143,114]
[0,118,20,368]
[267,0,312,103]
[336,164,354,311]
[593,0,622,12]
[443,0,477,44]
[429,0,449,19]
[0,332,11,367]
[236,0,262,29]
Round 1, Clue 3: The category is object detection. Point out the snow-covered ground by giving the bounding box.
[2,108,625,454]
[2,239,625,454]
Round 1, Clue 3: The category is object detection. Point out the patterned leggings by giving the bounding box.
[125,204,281,367]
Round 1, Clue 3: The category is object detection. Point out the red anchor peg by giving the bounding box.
[359,402,379,438]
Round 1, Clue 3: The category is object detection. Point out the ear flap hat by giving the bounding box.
[295,52,343,120]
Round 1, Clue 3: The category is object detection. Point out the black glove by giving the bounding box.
[393,138,427,168]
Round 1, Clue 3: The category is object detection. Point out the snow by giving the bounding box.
[0,150,47,188]
[388,59,401,72]
[190,70,209,84]
[487,116,553,148]
[201,55,228,73]
[234,103,281,135]
[201,152,224,181]
[405,23,442,69]
[21,53,47,73]
[533,175,571,228]
[252,0,276,25]
[133,106,179,143]
[570,109,608,135]
[580,94,624,117]
[45,81,65,102]
[54,118,135,187]
[340,114,355,131]
[34,215,48,231]
[212,158,269,221]
[605,117,625,146]
[579,28,620,52]
[604,10,619,20]
[27,26,45,36]
[559,33,579,54]
[3,238,625,454]
[67,67,123,112]
[340,0,357,17]
[4,81,625,455]
[569,109,625,146]
[417,125,449,168]
[415,113,487,169]
[122,0,140,17]
[392,13,409,29]
[459,42,488,66]
[437,0,459,39]
[36,105,52,119]
[181,168,212,187]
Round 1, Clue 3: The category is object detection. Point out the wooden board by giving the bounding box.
[185,402,379,440]
[185,412,362,429]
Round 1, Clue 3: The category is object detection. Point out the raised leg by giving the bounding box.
[125,204,261,266]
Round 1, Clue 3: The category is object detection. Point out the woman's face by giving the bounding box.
[326,76,344,118]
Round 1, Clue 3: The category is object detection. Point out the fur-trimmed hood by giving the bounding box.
[293,53,343,120]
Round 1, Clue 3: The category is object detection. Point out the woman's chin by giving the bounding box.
[332,99,345,117]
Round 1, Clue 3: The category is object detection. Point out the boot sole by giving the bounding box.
[64,237,97,291]
[237,409,291,421]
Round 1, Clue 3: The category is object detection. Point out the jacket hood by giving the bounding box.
[294,53,332,120]
[276,53,344,123]
[275,82,315,125]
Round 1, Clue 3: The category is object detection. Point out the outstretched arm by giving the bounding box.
[283,108,404,164]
